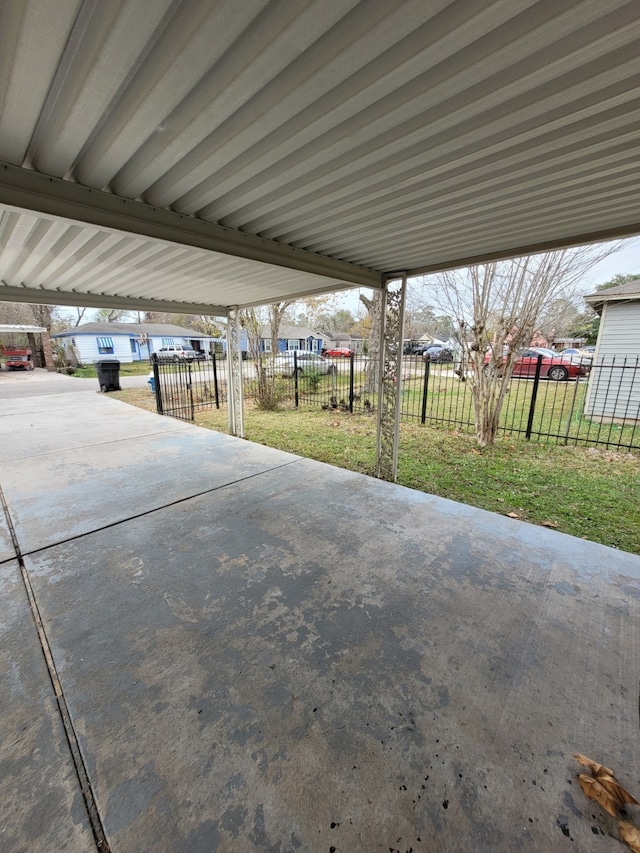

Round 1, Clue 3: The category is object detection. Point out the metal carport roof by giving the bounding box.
[0,0,639,314]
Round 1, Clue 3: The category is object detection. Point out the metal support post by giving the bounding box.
[375,273,407,481]
[226,308,244,437]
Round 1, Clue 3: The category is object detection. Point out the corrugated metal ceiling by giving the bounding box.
[0,0,639,313]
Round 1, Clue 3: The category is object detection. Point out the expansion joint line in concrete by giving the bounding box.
[20,457,305,560]
[0,484,110,852]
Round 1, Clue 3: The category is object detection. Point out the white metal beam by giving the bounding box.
[0,162,382,289]
[0,283,229,316]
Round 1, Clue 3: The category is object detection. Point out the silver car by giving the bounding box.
[157,344,197,362]
[269,351,336,377]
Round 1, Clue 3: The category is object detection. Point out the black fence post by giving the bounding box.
[525,354,543,439]
[152,353,163,414]
[187,362,194,421]
[420,358,430,424]
[211,352,220,409]
[294,350,299,407]
[349,352,355,413]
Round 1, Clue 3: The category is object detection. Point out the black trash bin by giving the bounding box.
[96,359,121,392]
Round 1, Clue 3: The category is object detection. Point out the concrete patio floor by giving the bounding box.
[2,369,640,852]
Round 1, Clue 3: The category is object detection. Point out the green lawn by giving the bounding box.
[111,388,640,555]
[400,369,640,450]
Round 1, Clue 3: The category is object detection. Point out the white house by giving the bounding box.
[52,322,216,364]
[583,280,640,423]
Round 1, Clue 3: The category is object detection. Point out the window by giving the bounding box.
[287,340,300,350]
[130,339,137,353]
[311,339,319,352]
[97,337,114,354]
[263,339,272,352]
[161,338,174,346]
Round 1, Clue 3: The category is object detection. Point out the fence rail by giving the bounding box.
[152,352,640,452]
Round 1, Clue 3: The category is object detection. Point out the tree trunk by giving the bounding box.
[360,291,383,394]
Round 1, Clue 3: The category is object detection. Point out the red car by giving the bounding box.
[484,347,587,381]
[323,347,353,357]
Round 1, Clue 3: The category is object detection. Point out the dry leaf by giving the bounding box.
[575,754,640,818]
[574,754,615,777]
[574,754,639,808]
[578,774,619,817]
[598,773,640,808]
[620,821,640,853]
[541,520,558,528]
[507,512,520,518]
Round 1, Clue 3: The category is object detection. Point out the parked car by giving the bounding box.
[422,345,454,363]
[484,347,587,380]
[3,347,34,370]
[558,347,593,361]
[403,341,426,355]
[157,344,197,362]
[268,351,337,377]
[323,347,353,357]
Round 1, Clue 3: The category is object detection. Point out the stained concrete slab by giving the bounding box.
[4,369,640,851]
[25,459,640,852]
[0,559,93,850]
[4,426,300,553]
[0,390,195,462]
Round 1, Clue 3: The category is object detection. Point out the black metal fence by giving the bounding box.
[400,354,640,451]
[152,352,640,451]
[242,351,378,414]
[152,353,226,422]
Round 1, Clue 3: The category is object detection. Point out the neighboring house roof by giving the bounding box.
[584,280,640,314]
[52,323,215,339]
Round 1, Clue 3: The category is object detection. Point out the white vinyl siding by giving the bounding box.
[584,302,640,421]
[70,334,134,363]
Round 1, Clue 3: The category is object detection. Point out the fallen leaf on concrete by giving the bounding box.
[575,753,640,818]
[600,772,639,805]
[619,821,640,853]
[574,754,639,808]
[541,520,558,528]
[574,754,614,776]
[578,774,619,817]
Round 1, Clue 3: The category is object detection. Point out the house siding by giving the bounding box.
[71,334,135,363]
[584,301,640,421]
[57,330,214,363]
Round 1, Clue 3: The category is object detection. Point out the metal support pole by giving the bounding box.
[375,273,407,481]
[226,308,244,437]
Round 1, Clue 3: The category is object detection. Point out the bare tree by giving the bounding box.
[93,307,133,323]
[359,290,383,393]
[73,307,89,326]
[419,245,619,447]
[239,301,292,410]
[268,301,293,359]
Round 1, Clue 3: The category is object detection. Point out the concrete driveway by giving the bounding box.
[2,368,640,851]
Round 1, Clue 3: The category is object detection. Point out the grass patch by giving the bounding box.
[111,389,640,554]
